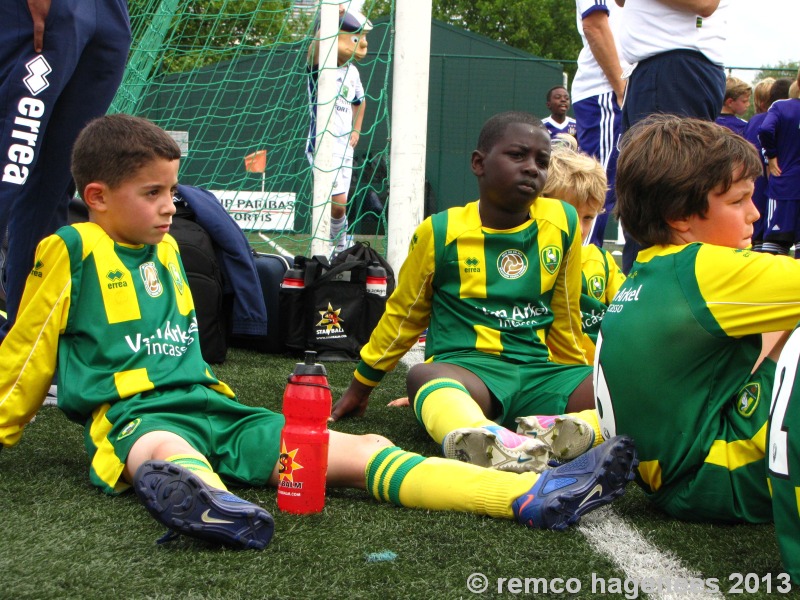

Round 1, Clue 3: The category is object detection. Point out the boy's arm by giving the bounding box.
[331,220,435,420]
[546,222,589,365]
[757,110,778,160]
[350,98,366,148]
[0,235,71,447]
[604,249,627,303]
[758,112,781,177]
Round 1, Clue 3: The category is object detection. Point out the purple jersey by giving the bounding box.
[759,99,800,201]
[716,113,747,136]
[542,116,577,140]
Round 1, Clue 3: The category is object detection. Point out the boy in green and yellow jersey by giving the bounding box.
[541,145,625,363]
[332,112,601,472]
[595,115,800,524]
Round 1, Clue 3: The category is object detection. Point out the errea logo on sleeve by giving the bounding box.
[30,260,44,278]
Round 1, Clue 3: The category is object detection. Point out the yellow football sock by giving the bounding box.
[572,409,603,447]
[413,378,495,444]
[365,446,537,519]
[165,453,228,491]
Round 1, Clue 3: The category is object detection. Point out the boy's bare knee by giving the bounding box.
[363,433,393,449]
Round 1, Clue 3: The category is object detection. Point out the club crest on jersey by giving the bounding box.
[140,262,163,297]
[168,262,185,295]
[541,245,562,274]
[497,249,528,279]
[588,275,606,300]
[735,382,760,418]
[117,418,141,441]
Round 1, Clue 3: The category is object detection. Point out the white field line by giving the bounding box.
[257,232,292,258]
[399,347,723,600]
[579,508,723,599]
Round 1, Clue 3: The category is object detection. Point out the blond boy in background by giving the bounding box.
[541,145,625,362]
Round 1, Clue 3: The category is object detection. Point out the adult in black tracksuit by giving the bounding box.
[0,0,130,339]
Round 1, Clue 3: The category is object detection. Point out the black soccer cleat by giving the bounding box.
[133,460,275,550]
[512,435,638,530]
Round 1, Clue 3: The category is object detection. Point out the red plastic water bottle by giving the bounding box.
[277,351,331,514]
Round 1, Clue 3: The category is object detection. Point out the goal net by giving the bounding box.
[113,0,394,258]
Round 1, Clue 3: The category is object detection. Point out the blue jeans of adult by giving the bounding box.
[621,49,725,273]
[0,0,131,339]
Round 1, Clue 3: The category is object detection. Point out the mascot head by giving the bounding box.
[337,11,371,65]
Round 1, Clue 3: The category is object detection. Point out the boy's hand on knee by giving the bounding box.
[330,380,374,421]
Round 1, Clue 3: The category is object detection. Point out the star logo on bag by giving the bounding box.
[317,302,344,330]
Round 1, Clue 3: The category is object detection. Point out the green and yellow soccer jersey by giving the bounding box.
[356,198,587,386]
[596,243,800,500]
[0,222,234,447]
[768,325,800,584]
[580,244,625,362]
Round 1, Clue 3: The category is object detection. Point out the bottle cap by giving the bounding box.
[292,350,328,376]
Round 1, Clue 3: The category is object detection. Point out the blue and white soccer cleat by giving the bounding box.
[133,460,275,550]
[512,435,637,530]
[442,425,554,473]
[515,414,595,461]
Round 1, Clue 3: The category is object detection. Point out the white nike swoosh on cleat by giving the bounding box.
[201,509,235,524]
[578,483,604,508]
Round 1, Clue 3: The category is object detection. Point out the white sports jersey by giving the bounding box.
[306,63,365,155]
[617,0,728,65]
[572,0,629,103]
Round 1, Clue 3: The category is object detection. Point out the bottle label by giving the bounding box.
[366,276,387,297]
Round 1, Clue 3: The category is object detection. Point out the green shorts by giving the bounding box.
[651,359,775,524]
[435,352,592,429]
[86,384,284,494]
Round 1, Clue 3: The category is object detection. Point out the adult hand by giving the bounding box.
[330,379,373,421]
[349,131,361,148]
[27,0,52,53]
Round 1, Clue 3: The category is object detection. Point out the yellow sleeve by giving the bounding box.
[0,235,71,446]
[546,220,588,365]
[604,250,626,304]
[356,219,435,385]
[696,245,800,337]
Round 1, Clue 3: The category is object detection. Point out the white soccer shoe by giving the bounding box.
[515,414,595,461]
[442,425,554,473]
